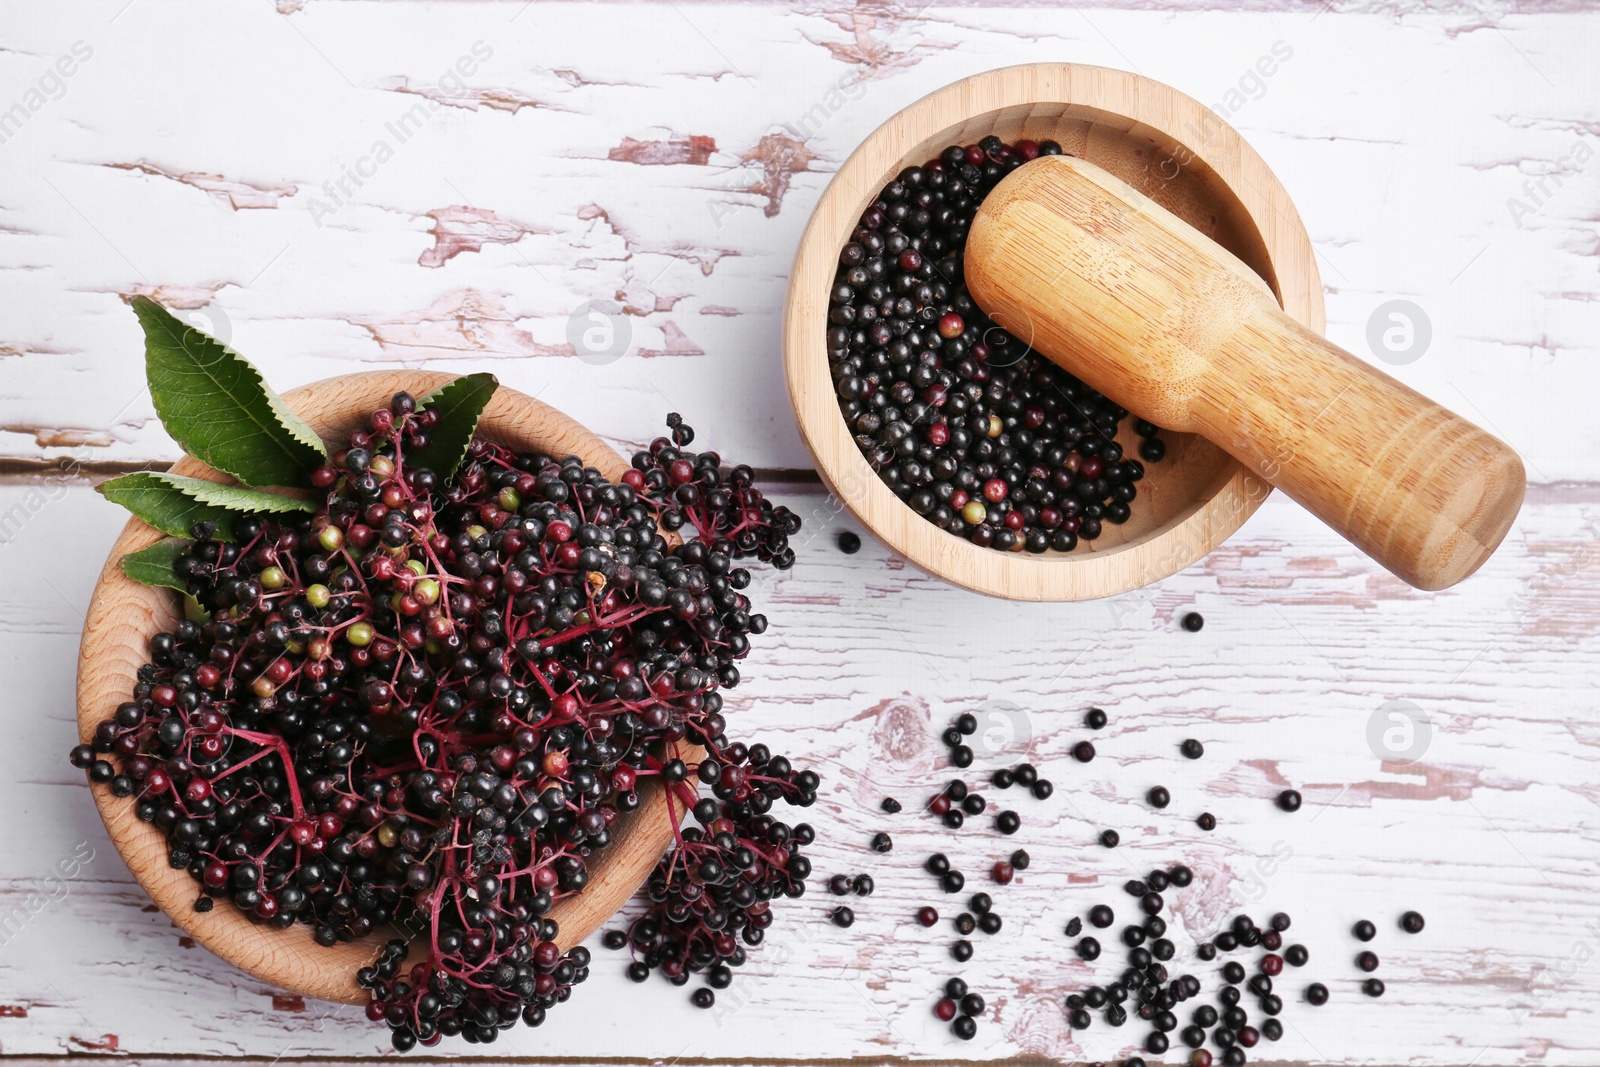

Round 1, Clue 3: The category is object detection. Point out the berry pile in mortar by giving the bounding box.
[826,136,1166,553]
[73,363,805,1049]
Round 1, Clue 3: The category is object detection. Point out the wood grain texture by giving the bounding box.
[966,153,1526,590]
[784,63,1325,601]
[0,1,1596,1063]
[74,371,691,1004]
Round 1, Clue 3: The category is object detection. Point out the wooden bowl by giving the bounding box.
[76,370,689,1004]
[783,63,1325,600]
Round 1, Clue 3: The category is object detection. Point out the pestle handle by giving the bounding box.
[965,155,1524,590]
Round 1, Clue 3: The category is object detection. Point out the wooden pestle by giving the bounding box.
[965,154,1525,590]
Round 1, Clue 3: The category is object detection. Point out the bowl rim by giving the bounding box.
[783,62,1326,601]
[75,369,690,1003]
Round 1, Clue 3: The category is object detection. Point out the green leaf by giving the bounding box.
[134,296,327,488]
[119,537,192,592]
[411,373,499,481]
[98,471,315,541]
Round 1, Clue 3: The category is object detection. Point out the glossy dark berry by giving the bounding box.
[1270,912,1291,932]
[996,810,1020,835]
[1181,739,1204,759]
[1305,983,1329,1006]
[952,1015,977,1039]
[1077,936,1101,961]
[926,853,950,876]
[1353,919,1376,942]
[951,939,973,962]
[1261,1018,1283,1041]
[917,906,939,927]
[970,892,992,915]
[1031,779,1054,800]
[1357,950,1379,972]
[1363,978,1385,997]
[992,768,1015,789]
[1196,812,1217,831]
[942,870,966,893]
[830,874,853,896]
[1010,849,1030,870]
[962,792,987,815]
[960,992,986,1017]
[978,912,1002,935]
[1169,864,1193,888]
[1085,707,1108,729]
[1401,910,1425,933]
[1099,829,1120,848]
[837,531,861,554]
[881,797,902,814]
[871,832,893,853]
[1073,740,1096,763]
[1285,943,1308,967]
[1147,786,1171,809]
[1089,904,1114,928]
[831,906,855,928]
[934,997,958,1021]
[991,861,1015,885]
[853,874,875,896]
[692,988,715,1009]
[954,912,977,935]
[1276,789,1302,812]
[1181,612,1204,632]
[951,745,974,768]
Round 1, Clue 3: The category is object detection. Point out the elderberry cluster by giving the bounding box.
[608,742,819,1007]
[70,393,801,1050]
[826,135,1165,553]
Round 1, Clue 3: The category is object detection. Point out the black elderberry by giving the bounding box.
[1353,919,1376,942]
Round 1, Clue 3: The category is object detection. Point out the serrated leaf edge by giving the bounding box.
[134,297,328,485]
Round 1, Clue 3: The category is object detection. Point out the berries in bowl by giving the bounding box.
[784,63,1325,600]
[74,299,807,1048]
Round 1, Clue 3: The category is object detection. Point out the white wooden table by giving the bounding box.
[2,2,1597,1064]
